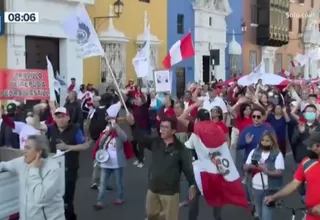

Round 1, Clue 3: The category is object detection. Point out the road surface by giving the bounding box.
[74,149,305,220]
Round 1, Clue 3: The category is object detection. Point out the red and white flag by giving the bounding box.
[162,33,194,68]
[185,121,248,208]
[291,53,308,67]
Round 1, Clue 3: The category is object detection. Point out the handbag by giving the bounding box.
[95,135,112,163]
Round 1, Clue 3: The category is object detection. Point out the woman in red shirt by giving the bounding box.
[211,106,230,145]
[230,98,253,133]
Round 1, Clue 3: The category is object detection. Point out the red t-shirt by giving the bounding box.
[294,158,320,220]
[236,115,253,133]
[214,121,229,134]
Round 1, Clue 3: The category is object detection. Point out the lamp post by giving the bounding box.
[93,0,124,30]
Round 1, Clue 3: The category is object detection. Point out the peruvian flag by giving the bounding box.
[162,33,195,68]
[185,121,248,208]
[280,69,294,79]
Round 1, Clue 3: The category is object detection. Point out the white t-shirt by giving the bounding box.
[13,122,41,149]
[100,138,119,169]
[202,96,228,113]
[245,149,285,190]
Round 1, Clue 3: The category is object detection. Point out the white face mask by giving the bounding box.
[26,116,34,125]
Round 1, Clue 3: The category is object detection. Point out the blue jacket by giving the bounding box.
[238,124,275,159]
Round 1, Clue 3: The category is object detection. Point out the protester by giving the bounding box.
[47,106,91,220]
[92,120,128,209]
[0,103,22,149]
[0,135,65,220]
[127,114,196,220]
[238,107,275,161]
[68,77,76,92]
[65,91,83,128]
[264,132,320,220]
[244,132,284,220]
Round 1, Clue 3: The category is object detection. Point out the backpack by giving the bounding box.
[302,158,319,174]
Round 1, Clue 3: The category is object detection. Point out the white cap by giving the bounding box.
[54,107,69,115]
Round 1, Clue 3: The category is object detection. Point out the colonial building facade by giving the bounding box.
[167,0,194,97]
[193,0,231,82]
[237,0,320,77]
[85,0,167,87]
[2,0,86,104]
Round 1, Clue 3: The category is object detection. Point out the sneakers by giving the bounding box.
[137,163,144,168]
[133,160,139,165]
[93,204,104,211]
[113,199,125,206]
[91,183,98,190]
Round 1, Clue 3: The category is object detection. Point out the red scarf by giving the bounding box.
[187,100,198,119]
[156,106,175,127]
[92,130,133,160]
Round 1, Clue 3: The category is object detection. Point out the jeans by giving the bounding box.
[188,190,222,220]
[251,189,275,220]
[64,169,78,220]
[97,167,124,204]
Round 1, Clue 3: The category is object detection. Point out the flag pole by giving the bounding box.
[103,55,129,114]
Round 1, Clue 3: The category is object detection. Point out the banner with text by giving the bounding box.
[0,69,50,100]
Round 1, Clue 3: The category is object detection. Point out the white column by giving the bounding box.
[304,44,310,79]
[194,51,202,82]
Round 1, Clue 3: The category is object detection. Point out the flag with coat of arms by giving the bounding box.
[185,121,248,208]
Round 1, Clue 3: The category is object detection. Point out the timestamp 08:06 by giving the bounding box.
[4,12,39,23]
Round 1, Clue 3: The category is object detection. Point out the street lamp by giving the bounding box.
[93,0,124,30]
[241,21,247,33]
[113,0,124,17]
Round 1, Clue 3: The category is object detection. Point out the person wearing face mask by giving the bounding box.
[291,104,320,165]
[265,132,320,220]
[244,132,284,220]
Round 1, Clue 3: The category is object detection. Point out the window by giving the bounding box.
[298,0,304,3]
[264,58,270,72]
[251,3,257,24]
[139,0,150,2]
[209,17,212,26]
[275,53,282,73]
[288,17,292,31]
[311,0,314,7]
[298,18,302,33]
[177,14,184,34]
[249,51,257,72]
[176,67,185,99]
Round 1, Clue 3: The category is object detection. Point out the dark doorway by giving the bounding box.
[176,67,185,99]
[25,36,60,107]
[202,55,210,83]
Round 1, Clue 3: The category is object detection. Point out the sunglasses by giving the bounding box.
[252,115,262,119]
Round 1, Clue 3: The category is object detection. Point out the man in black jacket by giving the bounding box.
[127,115,196,220]
[64,91,83,129]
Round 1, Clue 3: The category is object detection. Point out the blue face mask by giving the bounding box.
[304,112,316,121]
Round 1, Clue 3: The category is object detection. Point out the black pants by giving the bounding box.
[188,190,222,220]
[64,170,78,220]
[131,140,144,163]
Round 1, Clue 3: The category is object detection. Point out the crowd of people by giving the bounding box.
[0,75,320,220]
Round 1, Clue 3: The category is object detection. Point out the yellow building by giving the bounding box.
[84,0,167,87]
[0,37,7,69]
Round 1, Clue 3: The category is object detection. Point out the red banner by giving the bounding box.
[0,69,50,100]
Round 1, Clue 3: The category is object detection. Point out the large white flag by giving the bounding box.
[46,56,56,101]
[308,48,320,63]
[62,3,104,59]
[132,24,151,78]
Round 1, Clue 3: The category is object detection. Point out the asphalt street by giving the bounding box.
[74,149,305,220]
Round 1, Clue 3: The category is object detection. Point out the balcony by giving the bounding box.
[256,0,289,47]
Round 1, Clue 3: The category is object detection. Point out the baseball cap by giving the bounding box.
[6,103,17,113]
[54,107,69,116]
[303,132,320,147]
[196,108,211,121]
